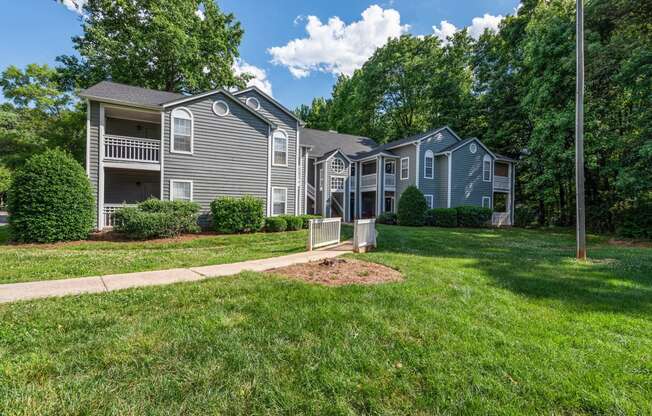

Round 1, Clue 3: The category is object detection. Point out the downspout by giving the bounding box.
[160,110,165,201]
[98,103,105,229]
[415,142,421,189]
[267,125,272,217]
[447,152,452,208]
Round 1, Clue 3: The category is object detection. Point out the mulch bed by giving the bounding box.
[266,258,404,286]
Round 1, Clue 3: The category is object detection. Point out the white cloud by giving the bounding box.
[268,5,409,78]
[232,60,273,96]
[293,15,305,26]
[432,13,504,44]
[61,0,86,14]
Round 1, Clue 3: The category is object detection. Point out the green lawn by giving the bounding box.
[0,227,313,284]
[1,226,651,414]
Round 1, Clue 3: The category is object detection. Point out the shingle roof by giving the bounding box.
[79,81,185,108]
[436,138,475,153]
[300,128,378,158]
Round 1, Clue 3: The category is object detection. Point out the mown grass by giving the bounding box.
[0,228,313,284]
[1,226,651,415]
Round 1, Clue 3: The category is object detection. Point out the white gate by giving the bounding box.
[353,219,376,252]
[308,218,341,250]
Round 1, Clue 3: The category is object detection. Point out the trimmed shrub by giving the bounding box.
[280,215,304,231]
[113,199,200,239]
[298,214,321,229]
[397,186,428,226]
[210,196,264,234]
[514,206,536,228]
[376,212,398,225]
[425,208,458,227]
[7,149,94,243]
[265,216,287,232]
[455,206,492,227]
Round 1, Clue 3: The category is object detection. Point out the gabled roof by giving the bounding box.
[435,137,497,159]
[315,148,353,164]
[233,86,304,125]
[301,128,378,158]
[384,126,463,150]
[79,81,184,109]
[495,153,518,163]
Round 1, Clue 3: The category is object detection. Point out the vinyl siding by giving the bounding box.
[88,101,100,226]
[417,129,458,205]
[434,155,448,208]
[163,92,270,226]
[236,90,298,214]
[450,141,493,207]
[392,144,416,201]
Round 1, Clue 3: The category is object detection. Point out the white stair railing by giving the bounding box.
[308,218,341,250]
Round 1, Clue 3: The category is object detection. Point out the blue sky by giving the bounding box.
[0,0,520,110]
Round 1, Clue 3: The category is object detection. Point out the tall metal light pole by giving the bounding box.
[575,0,587,260]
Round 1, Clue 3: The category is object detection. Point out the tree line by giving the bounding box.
[296,0,651,236]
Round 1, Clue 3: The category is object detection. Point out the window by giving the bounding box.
[469,143,478,154]
[330,157,345,174]
[272,187,287,215]
[425,194,434,209]
[350,163,356,177]
[330,176,345,191]
[385,160,395,174]
[246,97,260,110]
[361,161,376,176]
[482,196,491,209]
[424,150,434,179]
[212,100,229,117]
[273,130,288,166]
[170,180,192,201]
[384,196,394,212]
[483,155,492,182]
[171,108,193,153]
[400,157,409,180]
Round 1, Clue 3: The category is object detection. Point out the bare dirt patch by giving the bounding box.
[267,258,404,286]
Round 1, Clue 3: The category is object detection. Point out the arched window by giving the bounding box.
[483,154,492,182]
[330,157,345,174]
[171,108,193,154]
[424,150,434,179]
[272,130,288,166]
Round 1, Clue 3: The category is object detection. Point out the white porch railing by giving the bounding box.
[104,135,161,163]
[361,173,377,189]
[494,175,510,191]
[492,212,511,227]
[384,174,396,188]
[308,217,341,250]
[103,203,136,228]
[353,219,376,253]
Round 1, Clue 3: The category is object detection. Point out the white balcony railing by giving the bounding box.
[492,212,511,226]
[360,173,377,189]
[103,203,136,228]
[384,174,396,188]
[494,175,510,191]
[104,135,160,163]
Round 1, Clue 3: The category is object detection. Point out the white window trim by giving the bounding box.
[425,194,434,209]
[246,96,261,111]
[212,100,230,117]
[271,186,288,216]
[385,160,396,175]
[170,107,194,155]
[169,179,193,201]
[384,195,395,213]
[400,157,409,180]
[272,130,289,167]
[482,196,492,209]
[483,155,492,182]
[330,175,346,192]
[424,150,434,179]
[330,157,345,174]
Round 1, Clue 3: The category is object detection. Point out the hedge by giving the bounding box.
[265,216,287,232]
[376,212,398,225]
[425,208,458,227]
[279,215,304,231]
[210,196,264,234]
[298,214,321,229]
[7,149,94,243]
[397,186,428,226]
[455,206,492,227]
[113,199,200,239]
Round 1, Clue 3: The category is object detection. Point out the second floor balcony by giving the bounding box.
[104,135,161,164]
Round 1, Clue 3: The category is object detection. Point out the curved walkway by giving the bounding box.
[0,243,353,304]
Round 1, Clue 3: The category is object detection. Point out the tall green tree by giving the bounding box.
[57,0,248,93]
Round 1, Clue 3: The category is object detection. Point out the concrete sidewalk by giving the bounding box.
[0,243,352,304]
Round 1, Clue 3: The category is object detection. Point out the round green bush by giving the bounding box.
[397,186,428,226]
[265,216,287,232]
[298,214,321,229]
[376,212,398,225]
[281,215,304,231]
[7,149,94,243]
[210,196,264,234]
